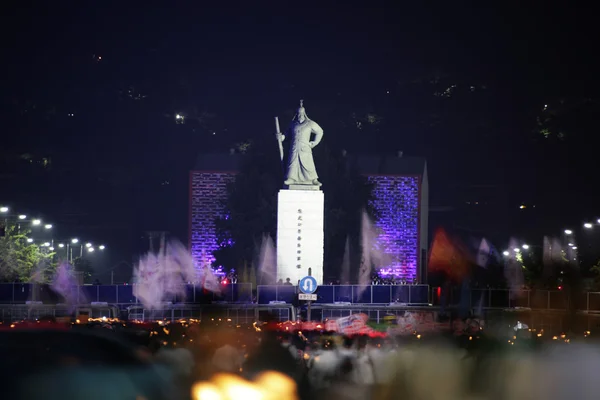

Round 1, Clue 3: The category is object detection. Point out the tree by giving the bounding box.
[0,225,55,282]
[589,260,600,290]
[519,251,544,288]
[213,137,376,282]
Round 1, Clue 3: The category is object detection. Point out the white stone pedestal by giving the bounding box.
[276,187,324,285]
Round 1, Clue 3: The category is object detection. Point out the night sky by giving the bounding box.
[1,2,598,281]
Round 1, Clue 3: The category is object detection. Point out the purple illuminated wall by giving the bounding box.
[189,171,236,265]
[367,176,420,281]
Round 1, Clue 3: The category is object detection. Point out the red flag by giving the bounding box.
[428,228,472,282]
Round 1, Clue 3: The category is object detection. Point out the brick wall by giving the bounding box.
[189,171,236,265]
[367,175,420,281]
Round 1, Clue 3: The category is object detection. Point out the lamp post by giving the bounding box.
[2,212,52,234]
[54,238,105,264]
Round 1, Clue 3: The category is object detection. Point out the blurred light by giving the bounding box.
[26,238,33,243]
[222,279,228,285]
[522,244,530,249]
[85,243,92,248]
[43,242,50,247]
[176,114,183,119]
[564,229,573,235]
[88,247,94,252]
[212,375,262,400]
[572,246,578,250]
[0,207,8,213]
[18,215,26,220]
[192,383,222,400]
[71,238,79,244]
[513,248,520,253]
[58,243,65,248]
[584,223,593,229]
[49,247,54,251]
[44,224,52,229]
[99,245,105,250]
[519,205,526,209]
[502,251,510,256]
[558,286,563,290]
[568,243,574,247]
[32,219,41,226]
[597,219,600,224]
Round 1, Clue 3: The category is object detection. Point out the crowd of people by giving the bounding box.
[1,313,597,399]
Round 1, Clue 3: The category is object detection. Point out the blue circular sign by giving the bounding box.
[299,276,318,294]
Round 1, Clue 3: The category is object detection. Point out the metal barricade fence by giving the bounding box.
[432,288,600,311]
[131,305,292,324]
[0,283,253,305]
[4,282,600,312]
[256,284,430,305]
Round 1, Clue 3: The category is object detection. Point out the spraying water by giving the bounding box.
[258,234,276,285]
[476,238,491,268]
[340,236,350,284]
[51,261,84,307]
[133,239,197,309]
[198,253,220,293]
[358,211,393,295]
[359,211,393,280]
[358,211,374,288]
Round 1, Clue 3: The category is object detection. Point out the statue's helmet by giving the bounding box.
[294,99,307,120]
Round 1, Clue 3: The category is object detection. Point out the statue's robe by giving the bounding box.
[285,119,323,184]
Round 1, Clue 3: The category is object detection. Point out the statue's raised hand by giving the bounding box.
[276,133,285,142]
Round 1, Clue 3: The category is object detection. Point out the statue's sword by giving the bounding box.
[275,116,284,161]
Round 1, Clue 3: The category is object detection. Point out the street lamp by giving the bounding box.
[503,251,510,256]
[85,243,92,248]
[88,247,95,252]
[513,248,520,253]
[32,219,41,226]
[43,242,50,247]
[0,207,8,213]
[44,224,52,230]
[18,215,26,220]
[71,238,79,244]
[49,247,54,251]
[572,246,578,250]
[564,229,573,235]
[58,243,65,248]
[99,245,105,250]
[584,223,593,229]
[522,244,530,249]
[26,238,33,243]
